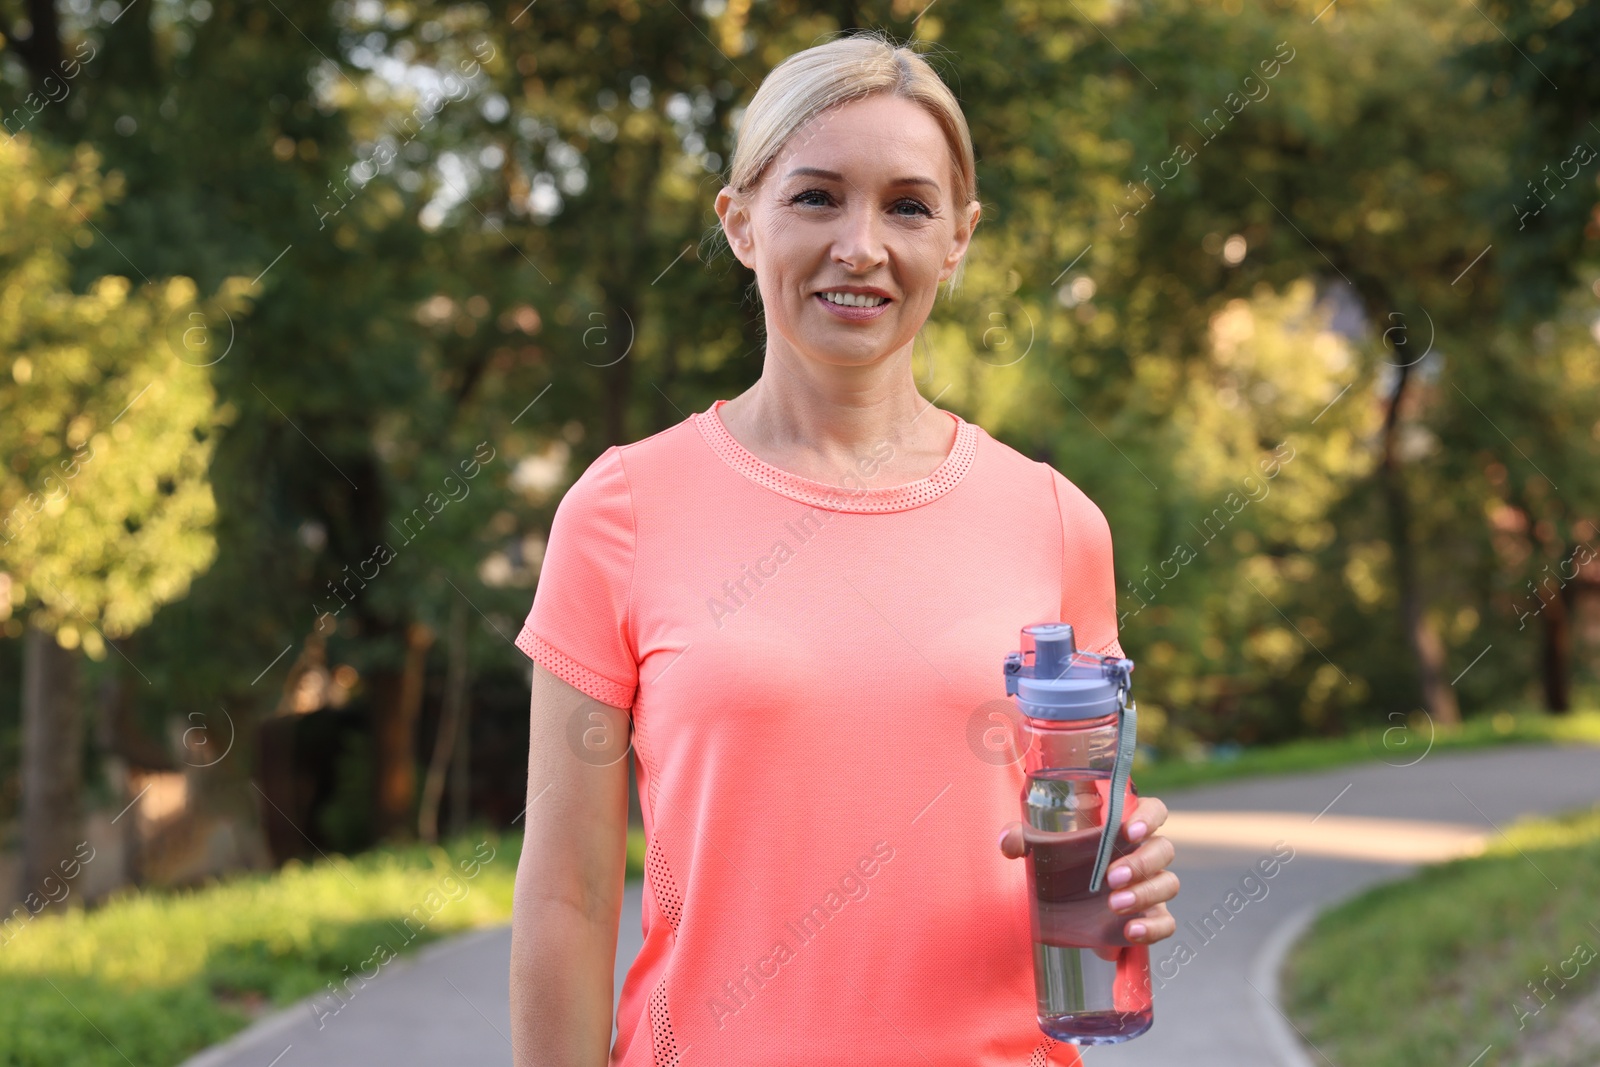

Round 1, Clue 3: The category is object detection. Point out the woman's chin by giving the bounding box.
[806,339,911,367]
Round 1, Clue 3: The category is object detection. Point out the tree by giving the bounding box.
[0,132,237,896]
[1449,0,1600,712]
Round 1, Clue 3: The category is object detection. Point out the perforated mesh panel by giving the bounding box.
[634,690,661,818]
[517,628,635,709]
[644,835,683,931]
[1029,1035,1058,1066]
[694,399,977,514]
[649,974,680,1067]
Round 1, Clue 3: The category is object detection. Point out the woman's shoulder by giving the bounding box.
[564,413,703,497]
[970,424,1104,512]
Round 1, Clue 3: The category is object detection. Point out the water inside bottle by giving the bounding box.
[1023,767,1153,1044]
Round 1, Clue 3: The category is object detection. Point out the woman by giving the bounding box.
[510,30,1179,1067]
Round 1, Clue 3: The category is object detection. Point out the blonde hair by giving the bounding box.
[716,29,980,294]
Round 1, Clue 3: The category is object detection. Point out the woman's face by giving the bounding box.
[717,93,980,369]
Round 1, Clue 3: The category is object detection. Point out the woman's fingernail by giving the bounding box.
[1109,890,1136,910]
[1128,922,1147,939]
[1128,821,1148,841]
[999,829,1011,852]
[1107,865,1132,888]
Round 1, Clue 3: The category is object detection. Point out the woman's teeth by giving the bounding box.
[820,291,888,308]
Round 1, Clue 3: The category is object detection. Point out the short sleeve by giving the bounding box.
[1049,467,1125,660]
[515,445,638,709]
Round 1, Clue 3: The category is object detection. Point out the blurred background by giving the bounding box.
[1,0,1598,1063]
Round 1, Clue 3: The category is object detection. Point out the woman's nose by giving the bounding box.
[831,204,888,271]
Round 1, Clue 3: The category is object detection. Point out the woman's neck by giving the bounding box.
[717,363,956,487]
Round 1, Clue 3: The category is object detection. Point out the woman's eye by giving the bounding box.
[788,191,931,216]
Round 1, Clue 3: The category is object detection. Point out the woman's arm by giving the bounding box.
[510,662,633,1067]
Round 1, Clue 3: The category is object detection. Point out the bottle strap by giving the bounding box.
[1088,689,1137,894]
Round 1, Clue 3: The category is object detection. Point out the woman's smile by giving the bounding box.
[814,286,894,321]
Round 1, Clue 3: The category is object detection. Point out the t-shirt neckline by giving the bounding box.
[693,397,978,514]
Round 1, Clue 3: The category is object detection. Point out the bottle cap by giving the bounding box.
[1002,622,1133,721]
[1003,621,1140,892]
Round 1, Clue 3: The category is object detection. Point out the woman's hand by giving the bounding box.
[999,795,1179,954]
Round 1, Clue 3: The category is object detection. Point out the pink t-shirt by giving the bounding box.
[516,398,1126,1067]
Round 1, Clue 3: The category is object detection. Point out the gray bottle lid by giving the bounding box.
[1002,622,1133,721]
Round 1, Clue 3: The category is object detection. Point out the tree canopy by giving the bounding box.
[1,0,1597,875]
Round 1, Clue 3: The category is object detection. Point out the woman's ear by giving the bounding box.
[715,186,757,270]
[939,197,982,282]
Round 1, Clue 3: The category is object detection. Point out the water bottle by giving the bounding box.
[1003,622,1152,1045]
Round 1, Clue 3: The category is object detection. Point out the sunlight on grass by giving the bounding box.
[0,823,648,1067]
[4,841,513,988]
[1491,803,1600,855]
[0,832,518,1067]
[1283,802,1600,1067]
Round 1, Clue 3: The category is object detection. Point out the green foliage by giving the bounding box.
[0,135,248,651]
[0,0,1597,905]
[1283,801,1600,1066]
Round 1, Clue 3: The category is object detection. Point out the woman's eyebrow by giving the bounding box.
[784,166,940,189]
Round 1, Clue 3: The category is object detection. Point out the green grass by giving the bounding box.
[0,823,650,1067]
[1282,802,1600,1067]
[0,831,522,1066]
[1130,708,1600,795]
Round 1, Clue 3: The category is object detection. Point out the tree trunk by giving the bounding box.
[1539,562,1573,713]
[101,635,176,772]
[449,679,471,838]
[594,132,659,450]
[99,0,157,91]
[419,598,469,844]
[94,644,148,891]
[20,625,83,906]
[3,0,63,93]
[370,620,435,840]
[601,299,635,448]
[1379,362,1460,726]
[651,339,680,436]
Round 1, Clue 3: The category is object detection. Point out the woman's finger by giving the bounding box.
[1105,833,1177,889]
[1123,901,1176,944]
[998,821,1028,859]
[1107,870,1181,916]
[1121,795,1169,844]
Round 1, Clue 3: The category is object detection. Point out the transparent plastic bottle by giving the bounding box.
[1004,622,1152,1045]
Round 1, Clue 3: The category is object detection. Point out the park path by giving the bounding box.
[179,742,1600,1067]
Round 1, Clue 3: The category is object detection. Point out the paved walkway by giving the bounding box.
[180,743,1600,1067]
